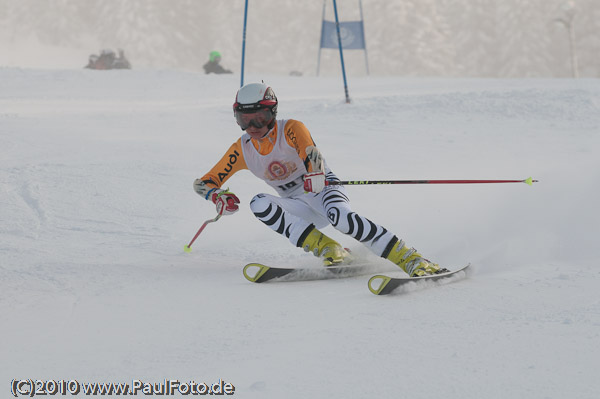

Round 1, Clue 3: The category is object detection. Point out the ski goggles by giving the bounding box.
[234,108,274,130]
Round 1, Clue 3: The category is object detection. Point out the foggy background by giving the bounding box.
[0,0,599,77]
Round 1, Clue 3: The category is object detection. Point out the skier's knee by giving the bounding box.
[249,193,270,214]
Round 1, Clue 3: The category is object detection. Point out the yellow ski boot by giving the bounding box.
[385,239,443,277]
[299,226,349,266]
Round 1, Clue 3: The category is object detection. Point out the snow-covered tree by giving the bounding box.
[447,0,500,77]
[496,0,556,77]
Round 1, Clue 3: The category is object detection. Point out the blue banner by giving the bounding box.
[320,20,366,50]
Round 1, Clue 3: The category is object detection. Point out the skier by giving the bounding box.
[193,82,447,277]
[203,51,233,75]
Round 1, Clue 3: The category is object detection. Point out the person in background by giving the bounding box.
[193,82,449,277]
[203,51,232,74]
[94,49,116,70]
[112,49,132,69]
[85,54,99,69]
[84,49,131,70]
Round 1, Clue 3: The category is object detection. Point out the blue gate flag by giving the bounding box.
[320,20,365,49]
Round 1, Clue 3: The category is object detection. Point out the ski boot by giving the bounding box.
[385,239,448,277]
[299,226,350,266]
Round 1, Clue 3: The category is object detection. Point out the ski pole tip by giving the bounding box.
[524,177,538,186]
[184,245,192,253]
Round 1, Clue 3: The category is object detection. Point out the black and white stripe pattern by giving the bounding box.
[249,193,315,247]
[321,186,394,256]
[249,184,396,257]
[250,194,292,238]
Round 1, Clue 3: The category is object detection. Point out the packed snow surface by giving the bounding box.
[1,68,599,398]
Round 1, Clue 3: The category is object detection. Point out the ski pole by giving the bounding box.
[184,212,223,253]
[326,177,538,186]
[183,213,223,253]
[184,196,239,253]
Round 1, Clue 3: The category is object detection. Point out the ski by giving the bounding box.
[243,262,376,283]
[367,264,471,295]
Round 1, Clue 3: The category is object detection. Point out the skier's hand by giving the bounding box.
[193,179,212,197]
[211,189,240,216]
[303,172,326,193]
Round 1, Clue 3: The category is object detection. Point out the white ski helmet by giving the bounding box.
[233,82,278,130]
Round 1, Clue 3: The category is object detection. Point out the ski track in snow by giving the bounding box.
[1,69,599,398]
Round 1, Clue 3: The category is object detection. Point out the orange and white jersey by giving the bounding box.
[197,118,396,259]
[199,119,329,197]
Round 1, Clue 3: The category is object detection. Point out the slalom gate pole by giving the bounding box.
[326,177,538,186]
[332,0,351,103]
[240,0,249,87]
[184,213,223,253]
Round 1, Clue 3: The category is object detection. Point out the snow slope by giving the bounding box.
[1,68,599,398]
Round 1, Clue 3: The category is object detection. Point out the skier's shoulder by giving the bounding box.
[213,137,246,172]
[281,119,313,147]
[283,118,306,130]
[229,137,243,151]
[282,119,310,137]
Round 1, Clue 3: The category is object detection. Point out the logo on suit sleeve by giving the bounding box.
[218,150,240,182]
